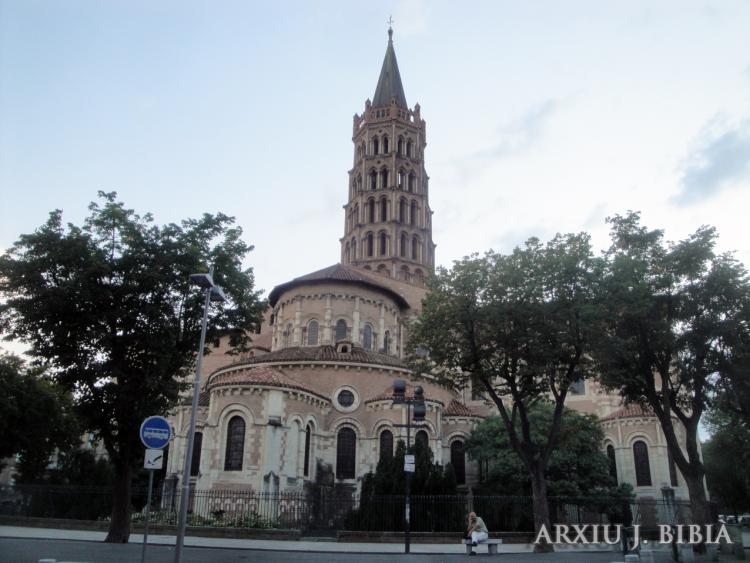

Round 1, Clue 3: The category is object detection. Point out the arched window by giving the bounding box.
[416,430,428,450]
[607,444,617,484]
[366,233,374,257]
[336,427,356,479]
[356,175,362,192]
[411,236,419,260]
[284,323,293,347]
[633,440,652,486]
[372,137,379,155]
[307,320,319,345]
[379,430,393,462]
[380,169,389,189]
[382,136,389,153]
[345,243,350,263]
[380,198,387,221]
[379,232,387,255]
[399,199,406,223]
[451,440,466,485]
[397,137,404,155]
[414,269,424,284]
[406,139,413,157]
[398,170,405,189]
[370,170,377,190]
[408,173,415,193]
[351,238,357,259]
[190,431,203,476]
[368,198,375,223]
[410,201,417,225]
[383,330,391,354]
[304,424,312,477]
[224,416,245,471]
[401,265,410,282]
[668,449,679,487]
[400,233,407,257]
[363,324,373,350]
[335,319,347,341]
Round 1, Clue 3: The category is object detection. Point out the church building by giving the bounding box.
[167,28,691,502]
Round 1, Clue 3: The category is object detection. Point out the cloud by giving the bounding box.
[672,116,750,206]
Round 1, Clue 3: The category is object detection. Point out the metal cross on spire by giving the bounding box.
[387,15,394,39]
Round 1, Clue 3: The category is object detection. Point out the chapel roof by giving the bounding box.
[601,404,654,421]
[268,263,410,308]
[219,344,407,370]
[443,399,483,418]
[372,27,408,109]
[206,365,328,401]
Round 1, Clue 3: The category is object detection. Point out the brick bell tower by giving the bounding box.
[340,25,435,285]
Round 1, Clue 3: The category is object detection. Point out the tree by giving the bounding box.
[0,192,264,542]
[466,405,619,497]
[592,212,750,525]
[409,233,601,549]
[702,410,750,517]
[0,353,80,482]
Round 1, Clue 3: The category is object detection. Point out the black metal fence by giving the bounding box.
[0,485,695,533]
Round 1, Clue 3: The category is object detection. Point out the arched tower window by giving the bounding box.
[363,324,373,350]
[372,137,379,155]
[369,170,377,190]
[397,137,404,155]
[451,440,466,485]
[398,170,405,189]
[633,440,652,486]
[382,136,389,153]
[344,243,350,263]
[410,201,417,225]
[190,431,203,476]
[368,198,375,223]
[383,330,391,355]
[607,444,617,484]
[416,429,428,450]
[351,238,357,259]
[379,232,387,255]
[335,319,347,341]
[380,168,389,189]
[224,416,245,471]
[336,427,356,479]
[283,323,293,347]
[408,173,415,193]
[307,320,319,346]
[399,199,406,223]
[380,198,388,221]
[411,236,419,260]
[400,232,407,257]
[366,233,374,257]
[406,139,413,157]
[379,430,393,462]
[304,424,312,477]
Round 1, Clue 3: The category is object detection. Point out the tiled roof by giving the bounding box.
[443,400,482,418]
[230,344,407,370]
[267,263,409,308]
[207,365,329,402]
[366,382,444,406]
[372,28,408,109]
[180,390,210,407]
[601,404,654,421]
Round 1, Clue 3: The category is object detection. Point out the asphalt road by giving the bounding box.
[0,538,628,563]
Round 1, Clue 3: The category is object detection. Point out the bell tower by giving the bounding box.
[340,26,435,285]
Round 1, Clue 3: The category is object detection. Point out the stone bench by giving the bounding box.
[464,538,503,554]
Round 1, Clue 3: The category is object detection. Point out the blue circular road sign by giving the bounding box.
[140,416,172,449]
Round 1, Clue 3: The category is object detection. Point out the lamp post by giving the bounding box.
[174,267,226,563]
[392,379,426,554]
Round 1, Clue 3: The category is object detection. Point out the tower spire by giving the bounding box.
[372,20,407,109]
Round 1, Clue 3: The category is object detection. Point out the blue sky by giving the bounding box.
[2,0,750,315]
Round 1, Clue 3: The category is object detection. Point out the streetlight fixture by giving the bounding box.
[174,266,226,563]
[391,379,426,554]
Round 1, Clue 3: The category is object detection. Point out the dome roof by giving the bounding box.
[207,365,329,402]
[268,263,410,308]
[219,344,407,370]
[601,404,654,421]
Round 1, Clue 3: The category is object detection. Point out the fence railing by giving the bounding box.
[0,485,696,533]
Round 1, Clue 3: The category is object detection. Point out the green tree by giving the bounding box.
[592,212,750,525]
[0,192,264,542]
[409,233,601,549]
[466,405,618,497]
[0,353,80,482]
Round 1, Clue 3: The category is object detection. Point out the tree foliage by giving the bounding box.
[0,353,80,482]
[0,192,264,541]
[409,233,601,546]
[592,211,750,525]
[467,405,619,497]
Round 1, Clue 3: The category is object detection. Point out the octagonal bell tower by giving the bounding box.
[341,26,435,285]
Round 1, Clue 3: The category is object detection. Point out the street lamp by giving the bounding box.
[174,266,226,563]
[392,379,426,554]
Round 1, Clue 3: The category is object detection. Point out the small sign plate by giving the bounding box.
[144,448,164,470]
[405,455,415,464]
[404,462,415,473]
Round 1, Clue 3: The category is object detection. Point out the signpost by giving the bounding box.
[404,454,415,473]
[139,416,172,563]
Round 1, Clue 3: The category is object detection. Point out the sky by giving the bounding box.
[2,0,750,343]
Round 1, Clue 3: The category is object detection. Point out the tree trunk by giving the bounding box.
[684,468,711,526]
[105,460,132,543]
[530,466,553,553]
